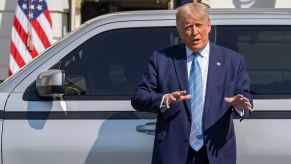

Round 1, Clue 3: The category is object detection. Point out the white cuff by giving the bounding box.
[160,94,169,113]
[235,108,244,117]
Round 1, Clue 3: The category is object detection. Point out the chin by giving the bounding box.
[191,46,203,51]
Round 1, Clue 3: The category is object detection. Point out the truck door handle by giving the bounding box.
[136,122,156,135]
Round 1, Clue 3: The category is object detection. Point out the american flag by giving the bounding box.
[9,0,53,76]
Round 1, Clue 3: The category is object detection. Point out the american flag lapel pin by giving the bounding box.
[217,58,222,67]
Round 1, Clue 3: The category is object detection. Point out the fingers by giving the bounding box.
[237,102,253,112]
[246,105,254,112]
[180,94,192,100]
[164,91,191,109]
[244,101,253,112]
[171,91,190,101]
[165,95,170,109]
[224,94,241,103]
[239,96,250,102]
[224,97,233,103]
[169,94,177,101]
[171,91,187,97]
[235,101,252,111]
[165,94,175,109]
[225,94,248,103]
[225,94,254,112]
[165,93,179,109]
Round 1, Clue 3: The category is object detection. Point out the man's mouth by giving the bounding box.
[192,38,200,44]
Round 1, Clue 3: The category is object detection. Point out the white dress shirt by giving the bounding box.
[186,42,210,102]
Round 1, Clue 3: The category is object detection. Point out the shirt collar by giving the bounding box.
[186,42,210,59]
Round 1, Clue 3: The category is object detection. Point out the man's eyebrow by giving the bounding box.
[184,24,193,28]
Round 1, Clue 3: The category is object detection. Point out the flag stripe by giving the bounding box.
[13,16,39,58]
[8,69,13,77]
[44,9,52,27]
[9,54,21,74]
[15,5,28,32]
[13,17,28,43]
[37,12,53,44]
[13,18,39,58]
[31,27,46,54]
[32,19,51,48]
[10,42,26,68]
[11,26,33,62]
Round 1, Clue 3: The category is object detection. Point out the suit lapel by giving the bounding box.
[173,44,191,111]
[204,43,223,128]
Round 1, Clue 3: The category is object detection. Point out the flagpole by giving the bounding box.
[169,0,175,9]
[70,0,75,31]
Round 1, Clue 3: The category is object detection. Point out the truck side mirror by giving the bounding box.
[36,69,65,98]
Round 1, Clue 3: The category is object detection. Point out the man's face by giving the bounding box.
[177,14,211,52]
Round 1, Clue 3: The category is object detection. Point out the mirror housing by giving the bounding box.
[36,69,65,98]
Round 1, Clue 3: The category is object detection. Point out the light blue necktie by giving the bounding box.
[189,52,204,151]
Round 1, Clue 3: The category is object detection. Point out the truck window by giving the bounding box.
[51,27,180,99]
[216,26,291,98]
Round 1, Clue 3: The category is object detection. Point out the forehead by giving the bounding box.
[179,14,207,25]
[183,15,205,23]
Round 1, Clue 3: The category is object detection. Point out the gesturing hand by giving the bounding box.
[224,94,253,112]
[163,91,192,109]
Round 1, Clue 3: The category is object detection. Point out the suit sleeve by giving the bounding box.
[131,51,164,113]
[234,56,253,118]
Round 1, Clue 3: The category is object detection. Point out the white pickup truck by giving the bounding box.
[0,9,291,164]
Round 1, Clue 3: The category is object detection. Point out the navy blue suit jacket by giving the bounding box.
[131,43,253,164]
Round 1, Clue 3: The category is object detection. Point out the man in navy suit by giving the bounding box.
[131,2,253,164]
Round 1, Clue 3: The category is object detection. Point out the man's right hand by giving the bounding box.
[163,91,192,109]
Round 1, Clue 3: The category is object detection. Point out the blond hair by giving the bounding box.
[176,3,209,26]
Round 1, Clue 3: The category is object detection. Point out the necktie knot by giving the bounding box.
[192,52,200,57]
[191,52,200,64]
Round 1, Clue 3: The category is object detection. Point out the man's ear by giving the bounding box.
[207,18,211,33]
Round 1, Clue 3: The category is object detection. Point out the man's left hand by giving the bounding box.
[224,94,253,112]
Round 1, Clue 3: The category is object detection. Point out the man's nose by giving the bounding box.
[192,26,198,35]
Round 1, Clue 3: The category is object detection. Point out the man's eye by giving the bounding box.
[184,25,192,30]
[196,24,203,28]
